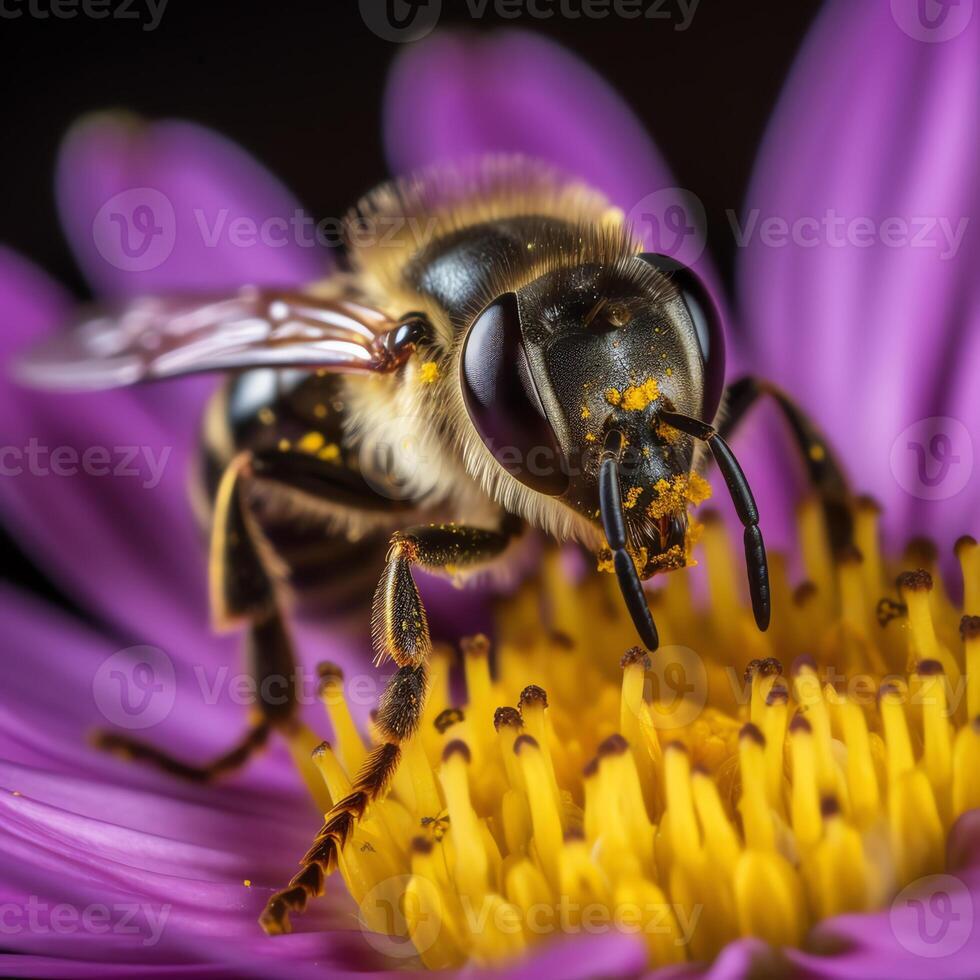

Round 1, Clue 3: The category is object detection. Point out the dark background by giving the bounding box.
[1,0,824,608]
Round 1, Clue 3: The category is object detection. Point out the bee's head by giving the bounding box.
[459,253,725,576]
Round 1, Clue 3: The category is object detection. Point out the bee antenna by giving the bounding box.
[658,410,770,631]
[598,429,659,651]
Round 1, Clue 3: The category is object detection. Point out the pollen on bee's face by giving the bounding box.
[294,500,980,969]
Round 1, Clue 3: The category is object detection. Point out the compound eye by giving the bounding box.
[637,253,726,422]
[461,293,569,496]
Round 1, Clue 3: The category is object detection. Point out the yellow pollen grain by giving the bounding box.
[317,443,341,463]
[418,362,440,385]
[623,486,643,510]
[584,432,596,443]
[580,405,591,420]
[290,495,978,973]
[686,472,712,506]
[296,431,325,454]
[257,407,275,425]
[243,879,252,888]
[313,404,328,419]
[618,378,659,411]
[277,438,291,452]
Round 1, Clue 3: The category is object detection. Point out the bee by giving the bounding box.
[17,157,850,932]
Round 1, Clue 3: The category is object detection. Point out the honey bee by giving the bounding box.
[17,158,850,932]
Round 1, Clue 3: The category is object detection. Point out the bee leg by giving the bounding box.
[95,453,299,780]
[259,518,518,934]
[259,663,427,935]
[372,521,518,666]
[719,376,853,553]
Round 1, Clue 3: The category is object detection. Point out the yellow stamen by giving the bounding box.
[289,499,979,970]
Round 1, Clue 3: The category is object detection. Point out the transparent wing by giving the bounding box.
[15,286,406,391]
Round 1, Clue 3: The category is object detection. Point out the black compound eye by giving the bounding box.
[637,253,727,422]
[461,293,569,496]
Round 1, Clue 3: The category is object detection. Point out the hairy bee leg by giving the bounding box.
[719,376,853,553]
[260,663,428,935]
[372,521,518,666]
[260,520,517,934]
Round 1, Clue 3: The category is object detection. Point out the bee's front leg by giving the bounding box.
[260,517,520,935]
[372,520,519,666]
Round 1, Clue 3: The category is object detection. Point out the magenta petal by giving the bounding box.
[0,246,231,657]
[56,114,325,297]
[783,813,980,978]
[384,31,721,279]
[737,1,980,555]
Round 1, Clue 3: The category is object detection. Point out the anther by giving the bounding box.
[915,659,945,676]
[411,836,434,855]
[791,653,817,675]
[820,795,841,818]
[960,615,980,640]
[434,707,464,734]
[597,733,629,757]
[519,685,549,711]
[897,569,933,593]
[740,722,765,745]
[513,734,539,755]
[441,739,471,764]
[620,646,651,670]
[493,706,523,731]
[460,634,490,658]
[789,715,812,734]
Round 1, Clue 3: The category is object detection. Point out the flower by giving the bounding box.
[1,2,977,978]
[296,507,980,974]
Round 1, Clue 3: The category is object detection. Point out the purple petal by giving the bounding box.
[737,1,980,555]
[784,810,980,978]
[0,246,229,658]
[56,114,324,297]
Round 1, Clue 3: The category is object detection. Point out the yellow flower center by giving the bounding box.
[297,501,980,969]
